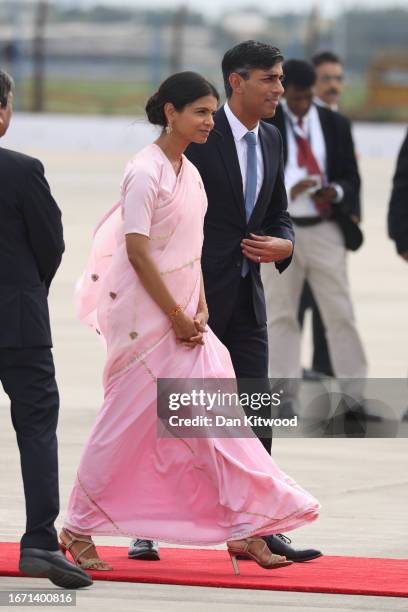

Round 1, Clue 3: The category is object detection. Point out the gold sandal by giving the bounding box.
[59,527,112,571]
[227,537,293,576]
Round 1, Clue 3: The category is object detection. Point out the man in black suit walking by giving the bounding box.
[0,70,91,588]
[185,42,321,562]
[388,129,408,262]
[297,50,347,381]
[262,59,367,406]
[388,129,408,421]
[187,41,293,446]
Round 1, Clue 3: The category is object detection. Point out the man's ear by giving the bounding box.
[229,73,244,95]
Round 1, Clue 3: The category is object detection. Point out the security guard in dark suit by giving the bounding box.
[0,69,91,588]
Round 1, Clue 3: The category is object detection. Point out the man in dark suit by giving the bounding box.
[0,70,91,588]
[298,50,347,381]
[187,41,293,445]
[388,129,408,262]
[388,129,408,421]
[262,59,367,407]
[185,42,321,562]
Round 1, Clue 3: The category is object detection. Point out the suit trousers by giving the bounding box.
[210,276,272,453]
[261,220,367,399]
[0,348,60,550]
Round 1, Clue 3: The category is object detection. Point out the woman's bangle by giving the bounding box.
[168,304,183,319]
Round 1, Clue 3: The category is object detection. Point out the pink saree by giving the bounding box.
[64,144,320,544]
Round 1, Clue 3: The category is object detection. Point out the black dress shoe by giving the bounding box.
[19,548,93,589]
[278,402,297,419]
[262,534,322,562]
[128,539,160,560]
[302,368,328,381]
[345,406,383,422]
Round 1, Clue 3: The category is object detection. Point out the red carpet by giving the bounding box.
[1,543,407,597]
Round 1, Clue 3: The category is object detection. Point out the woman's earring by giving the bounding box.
[165,124,173,135]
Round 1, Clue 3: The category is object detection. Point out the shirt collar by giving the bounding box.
[224,101,260,142]
[281,98,314,128]
[314,96,338,111]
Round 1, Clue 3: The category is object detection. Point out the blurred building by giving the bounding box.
[0,2,407,117]
[0,5,220,81]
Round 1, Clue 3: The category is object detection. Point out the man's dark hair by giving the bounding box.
[0,69,14,108]
[222,40,283,98]
[283,59,316,89]
[312,51,342,67]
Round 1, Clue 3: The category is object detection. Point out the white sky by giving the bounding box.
[61,0,408,20]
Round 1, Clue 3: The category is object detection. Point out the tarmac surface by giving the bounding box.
[0,118,407,610]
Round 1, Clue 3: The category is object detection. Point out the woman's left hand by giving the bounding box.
[180,307,208,348]
[194,307,209,332]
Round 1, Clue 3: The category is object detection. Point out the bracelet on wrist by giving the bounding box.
[168,304,183,319]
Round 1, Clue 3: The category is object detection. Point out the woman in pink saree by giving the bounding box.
[61,72,320,575]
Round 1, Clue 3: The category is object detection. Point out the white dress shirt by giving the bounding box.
[281,99,327,218]
[224,102,264,204]
[281,99,343,218]
[314,95,338,112]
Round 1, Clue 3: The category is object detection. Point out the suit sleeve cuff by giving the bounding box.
[331,183,344,203]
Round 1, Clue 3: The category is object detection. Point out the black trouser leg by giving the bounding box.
[298,280,334,376]
[0,348,60,551]
[311,305,334,376]
[215,277,272,454]
[298,280,314,327]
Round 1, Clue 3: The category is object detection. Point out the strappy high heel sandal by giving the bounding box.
[227,537,293,576]
[59,528,112,571]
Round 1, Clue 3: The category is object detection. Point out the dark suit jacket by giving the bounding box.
[388,129,408,255]
[185,107,294,335]
[0,147,64,347]
[265,104,362,247]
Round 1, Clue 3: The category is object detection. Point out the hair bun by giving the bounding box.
[145,91,166,127]
[144,72,219,129]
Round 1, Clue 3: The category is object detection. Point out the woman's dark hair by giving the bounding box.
[222,40,284,98]
[283,59,316,89]
[145,71,219,128]
[0,69,14,108]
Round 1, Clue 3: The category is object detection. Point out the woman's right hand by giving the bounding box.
[171,312,204,347]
